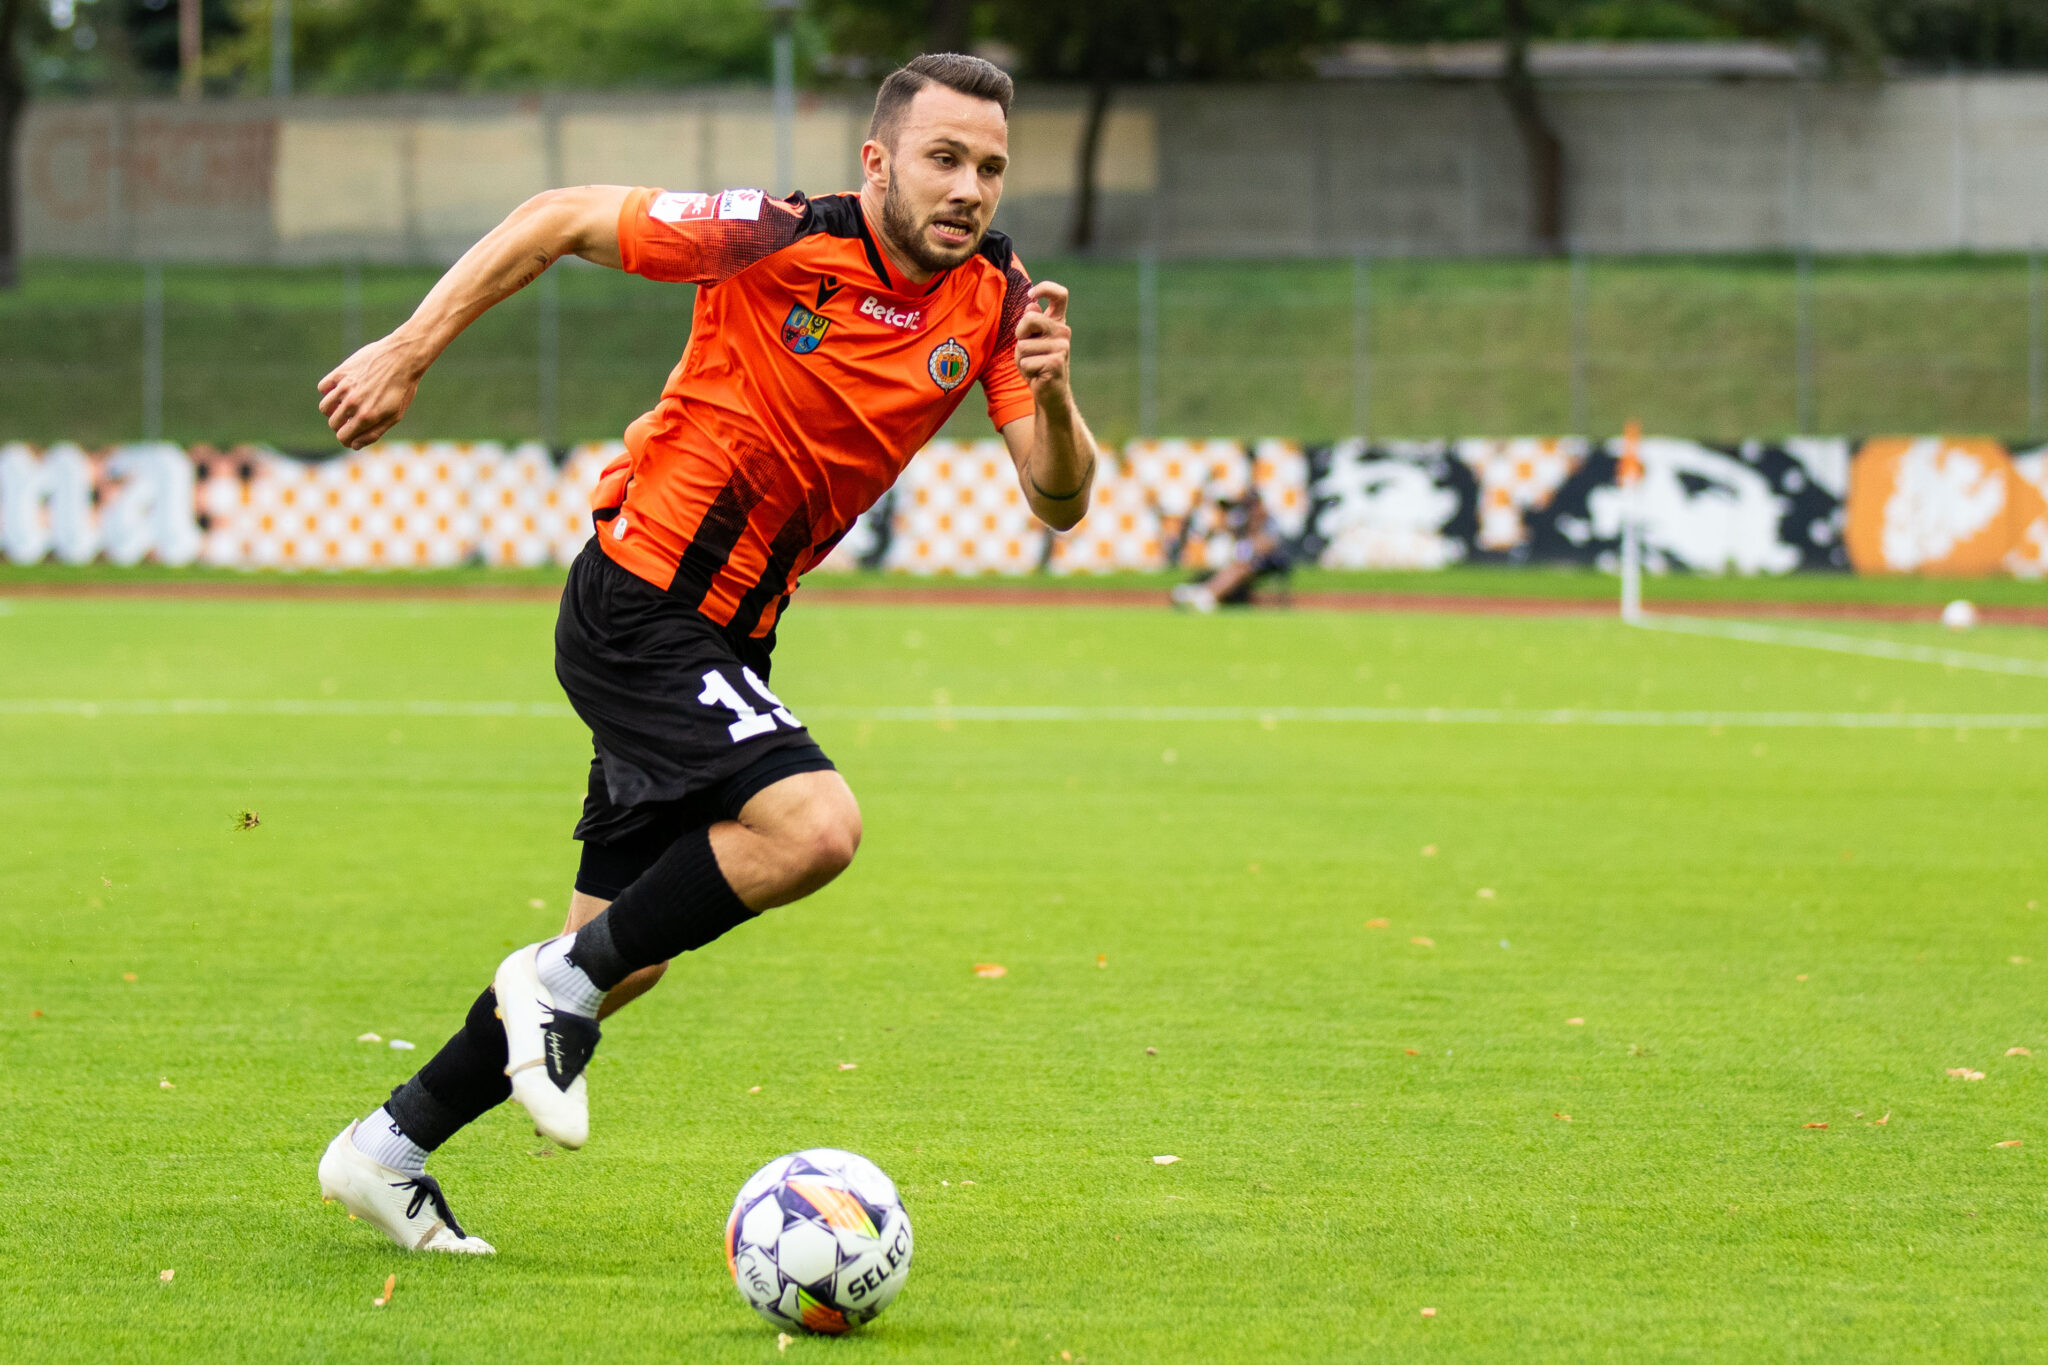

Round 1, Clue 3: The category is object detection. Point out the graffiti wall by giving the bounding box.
[2,436,2045,578]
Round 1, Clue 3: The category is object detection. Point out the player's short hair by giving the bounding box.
[868,53,1014,148]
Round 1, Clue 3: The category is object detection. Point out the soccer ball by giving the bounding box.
[1941,599,1978,631]
[726,1148,913,1334]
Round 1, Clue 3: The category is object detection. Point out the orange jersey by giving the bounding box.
[589,186,1036,637]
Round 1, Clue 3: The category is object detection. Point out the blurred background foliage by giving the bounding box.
[13,0,2048,98]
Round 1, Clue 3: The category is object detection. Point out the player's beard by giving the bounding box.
[879,179,981,276]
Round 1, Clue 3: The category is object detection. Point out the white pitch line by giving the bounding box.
[0,698,577,718]
[1630,612,2048,678]
[806,705,2048,728]
[1,698,2044,729]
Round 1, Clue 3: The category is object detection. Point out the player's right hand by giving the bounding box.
[1015,280,1072,401]
[317,335,424,449]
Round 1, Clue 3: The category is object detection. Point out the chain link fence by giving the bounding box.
[3,252,2043,449]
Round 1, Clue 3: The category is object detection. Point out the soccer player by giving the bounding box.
[312,53,1099,1253]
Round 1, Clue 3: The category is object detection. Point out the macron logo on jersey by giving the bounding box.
[859,295,924,331]
[649,191,714,223]
[718,189,765,221]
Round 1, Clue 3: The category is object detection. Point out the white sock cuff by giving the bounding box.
[537,934,606,1018]
[353,1106,429,1174]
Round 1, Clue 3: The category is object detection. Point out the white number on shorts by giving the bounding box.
[741,667,801,729]
[698,668,780,742]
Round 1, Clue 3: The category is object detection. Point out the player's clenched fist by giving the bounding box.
[317,335,426,450]
[1015,280,1071,400]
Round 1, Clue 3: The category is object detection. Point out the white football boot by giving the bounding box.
[493,943,599,1149]
[318,1123,495,1254]
[1170,583,1217,613]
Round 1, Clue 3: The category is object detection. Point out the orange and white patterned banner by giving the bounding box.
[1845,437,2048,577]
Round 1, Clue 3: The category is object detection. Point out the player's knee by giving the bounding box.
[781,793,860,889]
[803,803,862,883]
[742,772,862,894]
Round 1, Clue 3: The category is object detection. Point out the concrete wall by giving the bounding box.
[16,76,2048,263]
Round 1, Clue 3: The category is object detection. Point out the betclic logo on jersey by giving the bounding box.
[927,337,969,391]
[860,296,924,331]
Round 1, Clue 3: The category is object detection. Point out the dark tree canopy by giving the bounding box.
[13,0,2048,97]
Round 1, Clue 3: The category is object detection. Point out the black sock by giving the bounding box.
[569,824,754,990]
[383,986,512,1151]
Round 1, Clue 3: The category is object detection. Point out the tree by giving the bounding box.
[1498,0,1564,253]
[209,0,777,93]
[816,0,1346,250]
[1879,0,2048,67]
[925,0,967,54]
[23,0,245,95]
[2,0,28,289]
[1700,0,2047,69]
[1339,0,1887,253]
[1345,0,1736,252]
[990,1,1166,253]
[1003,1,1355,250]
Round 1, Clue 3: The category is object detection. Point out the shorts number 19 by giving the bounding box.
[698,667,801,742]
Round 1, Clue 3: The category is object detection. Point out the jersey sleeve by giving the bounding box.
[981,257,1037,431]
[615,187,806,287]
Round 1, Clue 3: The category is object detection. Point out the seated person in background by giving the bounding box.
[1170,488,1292,612]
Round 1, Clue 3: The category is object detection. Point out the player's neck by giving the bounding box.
[857,190,938,289]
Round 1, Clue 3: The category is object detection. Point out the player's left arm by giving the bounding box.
[998,281,1100,532]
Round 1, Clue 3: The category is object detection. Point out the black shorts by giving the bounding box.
[555,541,835,878]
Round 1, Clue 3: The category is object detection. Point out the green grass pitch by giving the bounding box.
[2,590,2045,1360]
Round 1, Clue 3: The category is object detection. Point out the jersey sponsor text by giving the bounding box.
[649,192,714,223]
[717,189,765,221]
[859,296,924,331]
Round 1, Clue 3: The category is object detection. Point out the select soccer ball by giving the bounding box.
[726,1148,913,1335]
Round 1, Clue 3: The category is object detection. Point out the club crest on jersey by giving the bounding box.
[781,303,832,354]
[927,337,970,391]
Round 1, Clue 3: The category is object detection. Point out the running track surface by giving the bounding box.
[2,580,2044,626]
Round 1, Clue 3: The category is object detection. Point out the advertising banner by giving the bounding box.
[1,436,2042,578]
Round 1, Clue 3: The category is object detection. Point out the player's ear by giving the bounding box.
[859,139,890,191]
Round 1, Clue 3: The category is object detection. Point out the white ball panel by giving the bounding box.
[740,1194,784,1250]
[737,1154,796,1205]
[775,1220,839,1287]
